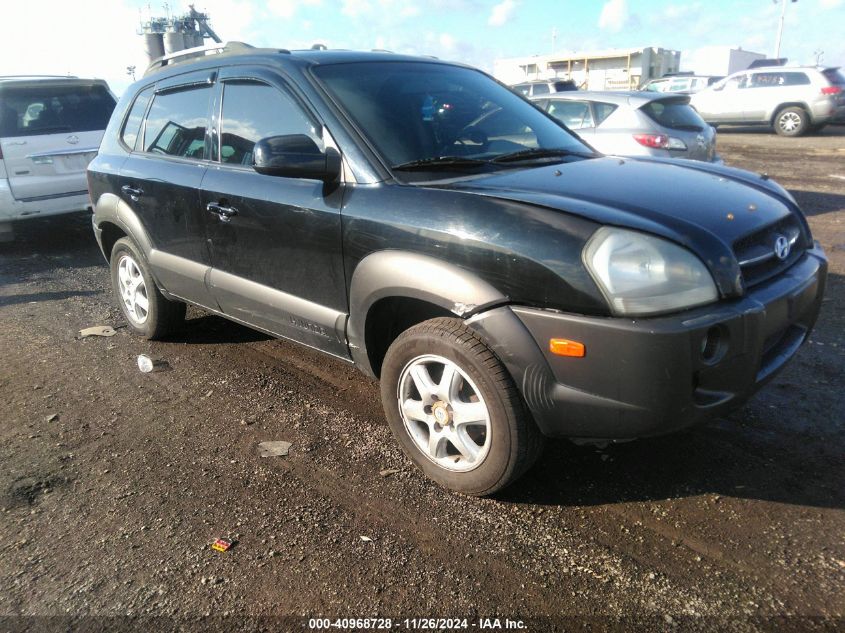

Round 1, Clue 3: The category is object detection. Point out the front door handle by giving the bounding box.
[121,184,143,201]
[206,201,238,222]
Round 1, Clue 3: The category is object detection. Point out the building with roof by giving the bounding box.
[493,46,681,90]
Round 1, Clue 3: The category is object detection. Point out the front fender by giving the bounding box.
[347,250,508,375]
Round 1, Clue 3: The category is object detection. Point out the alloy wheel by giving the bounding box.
[397,354,491,472]
[117,254,149,325]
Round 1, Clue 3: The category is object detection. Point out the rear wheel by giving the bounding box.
[380,317,543,496]
[110,237,185,339]
[774,107,809,137]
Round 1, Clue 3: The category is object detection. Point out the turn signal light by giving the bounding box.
[549,338,585,357]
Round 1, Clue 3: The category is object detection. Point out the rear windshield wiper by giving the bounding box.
[391,156,490,171]
[491,147,592,163]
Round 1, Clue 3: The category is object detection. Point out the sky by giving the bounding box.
[1,0,843,97]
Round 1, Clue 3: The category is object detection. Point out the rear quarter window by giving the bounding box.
[0,83,115,138]
[593,102,618,126]
[641,98,706,131]
[822,68,845,85]
[120,87,153,150]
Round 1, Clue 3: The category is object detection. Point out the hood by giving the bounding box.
[434,156,803,297]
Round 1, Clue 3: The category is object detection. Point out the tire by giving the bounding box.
[380,317,543,496]
[0,222,13,243]
[110,237,185,339]
[774,107,809,137]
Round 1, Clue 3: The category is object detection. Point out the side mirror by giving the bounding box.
[253,134,341,182]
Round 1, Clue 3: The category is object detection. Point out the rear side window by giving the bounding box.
[0,83,115,138]
[532,83,550,95]
[142,86,211,159]
[219,81,321,165]
[750,72,811,87]
[593,102,618,126]
[121,87,153,150]
[641,98,706,131]
[547,100,594,129]
[513,84,530,97]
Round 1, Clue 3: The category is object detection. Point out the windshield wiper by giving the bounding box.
[391,156,489,171]
[491,147,592,163]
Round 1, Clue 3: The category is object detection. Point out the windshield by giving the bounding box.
[312,61,591,174]
[0,82,115,138]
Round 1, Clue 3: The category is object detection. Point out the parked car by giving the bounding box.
[511,79,577,97]
[88,46,827,495]
[690,66,845,136]
[532,91,720,162]
[0,76,116,240]
[641,75,722,94]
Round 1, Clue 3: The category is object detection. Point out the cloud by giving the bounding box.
[341,0,372,16]
[598,0,629,32]
[267,0,321,19]
[819,0,842,7]
[488,0,517,27]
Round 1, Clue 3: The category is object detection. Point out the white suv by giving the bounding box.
[0,76,116,239]
[690,66,845,136]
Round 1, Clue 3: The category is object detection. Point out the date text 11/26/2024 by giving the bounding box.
[307,618,527,630]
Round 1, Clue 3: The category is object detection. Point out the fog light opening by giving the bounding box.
[701,327,722,363]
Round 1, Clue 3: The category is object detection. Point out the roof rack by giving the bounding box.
[0,74,79,80]
[144,41,259,76]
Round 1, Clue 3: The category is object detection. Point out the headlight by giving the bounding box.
[583,227,718,316]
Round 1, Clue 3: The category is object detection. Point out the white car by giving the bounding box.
[0,76,116,239]
[690,66,845,136]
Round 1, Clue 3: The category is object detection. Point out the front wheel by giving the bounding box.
[380,318,543,496]
[774,107,809,137]
[110,237,185,339]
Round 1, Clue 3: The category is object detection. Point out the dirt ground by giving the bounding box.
[1,127,843,633]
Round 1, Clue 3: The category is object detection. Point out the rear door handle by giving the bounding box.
[121,185,143,201]
[206,201,238,222]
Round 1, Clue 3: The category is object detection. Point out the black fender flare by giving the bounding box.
[347,250,509,376]
[91,193,179,299]
[92,192,155,257]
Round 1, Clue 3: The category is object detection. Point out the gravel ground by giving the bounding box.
[0,127,843,633]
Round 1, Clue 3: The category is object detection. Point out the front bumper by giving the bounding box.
[468,245,827,439]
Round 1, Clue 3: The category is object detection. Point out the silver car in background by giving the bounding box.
[0,76,116,240]
[532,91,719,162]
[690,66,845,136]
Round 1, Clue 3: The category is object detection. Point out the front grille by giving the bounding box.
[733,215,805,288]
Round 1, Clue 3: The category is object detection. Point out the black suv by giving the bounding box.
[88,45,827,495]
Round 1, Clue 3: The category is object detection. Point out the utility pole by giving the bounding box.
[773,0,797,60]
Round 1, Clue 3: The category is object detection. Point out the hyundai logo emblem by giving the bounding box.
[773,235,791,260]
[66,135,80,145]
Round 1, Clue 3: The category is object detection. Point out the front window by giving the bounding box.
[313,62,591,177]
[219,80,322,165]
